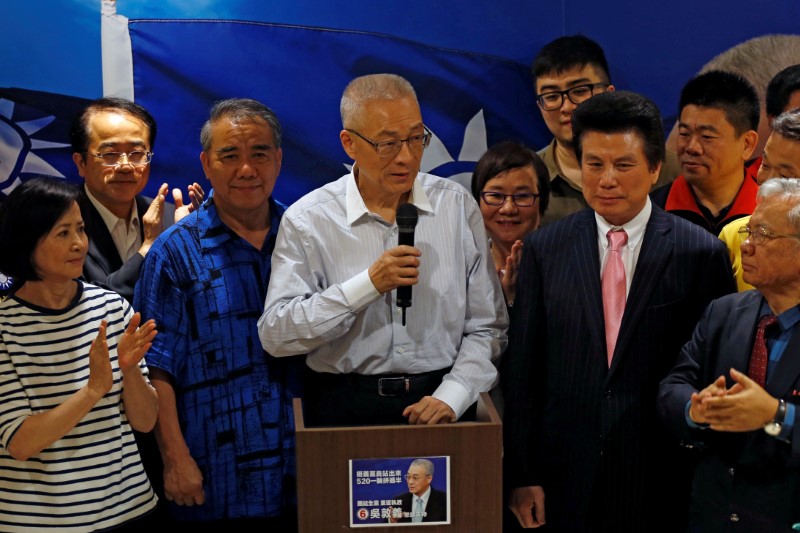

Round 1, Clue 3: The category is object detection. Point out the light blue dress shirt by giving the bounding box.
[259,170,508,418]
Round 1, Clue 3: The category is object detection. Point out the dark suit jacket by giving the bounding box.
[394,487,447,523]
[658,291,800,533]
[501,206,735,533]
[82,193,173,303]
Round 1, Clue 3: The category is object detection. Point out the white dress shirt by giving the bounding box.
[259,169,508,418]
[84,185,141,262]
[595,198,652,296]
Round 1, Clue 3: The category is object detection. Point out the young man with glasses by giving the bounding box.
[69,97,202,303]
[531,35,680,227]
[260,73,508,427]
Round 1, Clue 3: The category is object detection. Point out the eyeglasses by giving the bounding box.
[346,127,432,158]
[480,191,540,207]
[93,151,153,167]
[536,83,610,111]
[405,474,428,481]
[738,225,800,244]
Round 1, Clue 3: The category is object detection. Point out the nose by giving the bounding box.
[236,157,258,178]
[499,196,519,212]
[560,97,578,113]
[683,135,703,155]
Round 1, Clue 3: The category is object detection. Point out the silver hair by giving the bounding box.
[757,177,800,233]
[200,98,282,152]
[340,74,418,128]
[771,107,800,141]
[409,458,434,476]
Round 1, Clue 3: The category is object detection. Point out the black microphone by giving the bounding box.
[396,203,418,326]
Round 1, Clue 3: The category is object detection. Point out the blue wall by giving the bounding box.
[2,0,798,145]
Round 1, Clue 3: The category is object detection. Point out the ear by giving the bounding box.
[72,152,87,178]
[340,130,357,160]
[275,147,283,173]
[649,161,662,186]
[741,130,759,161]
[199,151,211,178]
[606,84,616,93]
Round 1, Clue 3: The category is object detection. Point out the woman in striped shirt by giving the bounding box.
[0,177,159,532]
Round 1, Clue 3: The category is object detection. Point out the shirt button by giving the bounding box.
[730,514,739,522]
[397,347,406,354]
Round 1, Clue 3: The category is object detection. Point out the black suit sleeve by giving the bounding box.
[500,234,548,488]
[83,251,144,303]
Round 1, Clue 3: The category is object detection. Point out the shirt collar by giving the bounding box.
[84,184,140,231]
[198,192,283,254]
[760,298,800,332]
[345,165,433,226]
[595,197,652,250]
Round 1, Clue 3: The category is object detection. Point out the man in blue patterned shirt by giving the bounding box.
[133,98,300,530]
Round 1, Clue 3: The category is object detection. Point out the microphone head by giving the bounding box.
[396,203,419,229]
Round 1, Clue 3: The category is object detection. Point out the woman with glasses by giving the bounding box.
[471,141,550,305]
[0,177,159,532]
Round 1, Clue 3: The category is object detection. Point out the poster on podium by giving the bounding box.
[349,456,451,527]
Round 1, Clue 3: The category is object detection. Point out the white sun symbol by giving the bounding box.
[0,98,69,196]
[343,109,488,191]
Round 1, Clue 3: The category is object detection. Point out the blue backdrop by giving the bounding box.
[1,1,799,201]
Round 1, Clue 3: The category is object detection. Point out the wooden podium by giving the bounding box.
[293,392,502,531]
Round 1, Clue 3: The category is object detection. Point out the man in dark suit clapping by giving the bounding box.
[502,91,736,532]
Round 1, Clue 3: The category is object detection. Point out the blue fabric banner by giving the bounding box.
[0,88,90,197]
[129,20,546,204]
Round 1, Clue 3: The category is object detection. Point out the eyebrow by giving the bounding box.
[97,141,147,150]
[678,122,721,134]
[538,77,594,92]
[374,123,425,138]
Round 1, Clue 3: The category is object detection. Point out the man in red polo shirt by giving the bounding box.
[651,70,759,234]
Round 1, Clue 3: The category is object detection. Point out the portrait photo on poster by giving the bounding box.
[349,455,451,527]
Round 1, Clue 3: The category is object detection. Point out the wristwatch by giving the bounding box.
[763,399,787,437]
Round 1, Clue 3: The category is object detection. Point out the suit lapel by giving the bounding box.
[86,202,122,273]
[608,209,673,375]
[570,211,606,364]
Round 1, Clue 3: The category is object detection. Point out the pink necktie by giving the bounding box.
[603,229,628,367]
[748,314,777,387]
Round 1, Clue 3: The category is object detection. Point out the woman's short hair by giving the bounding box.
[471,140,551,215]
[0,177,87,282]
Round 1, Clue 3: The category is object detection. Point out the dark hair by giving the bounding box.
[531,35,611,88]
[679,70,760,136]
[572,91,665,172]
[0,177,87,283]
[69,97,157,155]
[200,98,282,151]
[471,141,551,216]
[766,64,800,118]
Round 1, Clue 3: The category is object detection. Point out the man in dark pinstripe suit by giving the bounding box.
[501,91,736,532]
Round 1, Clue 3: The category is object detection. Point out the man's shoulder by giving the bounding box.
[530,208,594,242]
[285,175,347,217]
[653,206,725,248]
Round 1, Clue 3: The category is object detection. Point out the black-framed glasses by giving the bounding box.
[346,127,432,158]
[738,225,800,244]
[93,150,153,167]
[536,83,610,111]
[480,191,540,207]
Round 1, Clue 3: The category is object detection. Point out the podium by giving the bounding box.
[293,392,502,531]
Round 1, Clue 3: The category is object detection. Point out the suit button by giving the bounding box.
[604,390,613,400]
[730,514,740,522]
[728,467,735,476]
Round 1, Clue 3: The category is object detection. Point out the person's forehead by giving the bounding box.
[753,196,793,226]
[679,105,735,131]
[536,64,606,91]
[581,130,647,157]
[210,117,274,142]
